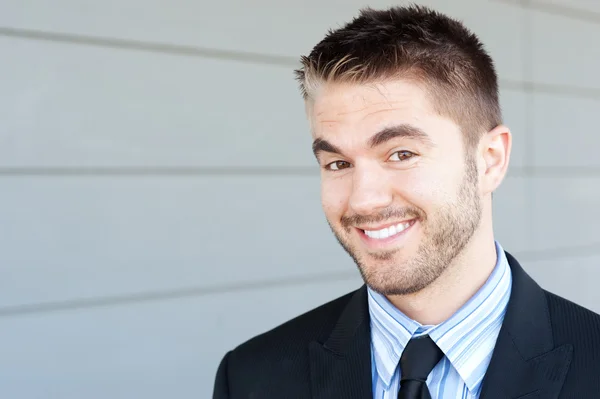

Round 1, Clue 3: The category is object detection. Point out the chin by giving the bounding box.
[357,253,439,296]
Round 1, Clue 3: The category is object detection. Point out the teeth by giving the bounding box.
[364,222,411,240]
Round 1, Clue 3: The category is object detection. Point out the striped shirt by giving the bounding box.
[368,241,512,399]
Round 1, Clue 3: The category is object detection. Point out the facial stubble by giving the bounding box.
[327,157,482,296]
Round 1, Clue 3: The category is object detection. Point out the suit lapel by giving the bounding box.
[479,252,573,399]
[309,285,372,399]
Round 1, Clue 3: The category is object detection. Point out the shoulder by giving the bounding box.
[212,287,362,396]
[223,287,360,370]
[544,289,600,340]
[542,290,600,393]
[544,290,600,380]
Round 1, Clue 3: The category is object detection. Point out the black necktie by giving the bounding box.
[397,335,444,399]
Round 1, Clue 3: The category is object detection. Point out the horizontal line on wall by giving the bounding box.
[502,80,600,101]
[0,26,299,67]
[508,166,600,178]
[2,26,600,100]
[1,243,599,318]
[0,166,319,177]
[0,166,600,178]
[496,0,600,25]
[515,242,600,261]
[0,270,361,318]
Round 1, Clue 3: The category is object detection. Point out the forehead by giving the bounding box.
[308,80,435,136]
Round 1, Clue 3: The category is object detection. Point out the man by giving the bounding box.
[213,5,600,398]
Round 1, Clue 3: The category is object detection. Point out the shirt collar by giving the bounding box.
[368,241,512,392]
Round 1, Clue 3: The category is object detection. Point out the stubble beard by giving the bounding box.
[327,157,482,296]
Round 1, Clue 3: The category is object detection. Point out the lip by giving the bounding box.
[356,219,417,249]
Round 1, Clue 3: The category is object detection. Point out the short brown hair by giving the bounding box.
[295,5,502,149]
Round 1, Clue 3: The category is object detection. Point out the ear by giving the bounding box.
[478,125,512,195]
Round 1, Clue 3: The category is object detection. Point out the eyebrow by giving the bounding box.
[368,124,434,148]
[312,138,343,158]
[311,124,434,159]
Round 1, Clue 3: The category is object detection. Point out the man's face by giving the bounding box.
[309,80,483,296]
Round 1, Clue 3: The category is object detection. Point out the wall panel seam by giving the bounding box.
[0,166,599,177]
[493,0,600,25]
[2,26,600,100]
[1,243,599,317]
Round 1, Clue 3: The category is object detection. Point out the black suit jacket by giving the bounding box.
[213,252,600,398]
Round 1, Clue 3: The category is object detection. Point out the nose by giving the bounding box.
[348,166,393,215]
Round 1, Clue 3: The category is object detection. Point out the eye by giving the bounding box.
[388,150,416,162]
[325,160,352,171]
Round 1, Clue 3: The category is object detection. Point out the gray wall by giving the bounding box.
[0,0,599,398]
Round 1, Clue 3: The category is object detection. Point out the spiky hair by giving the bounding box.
[295,4,502,147]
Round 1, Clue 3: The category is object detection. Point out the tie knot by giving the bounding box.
[400,335,444,382]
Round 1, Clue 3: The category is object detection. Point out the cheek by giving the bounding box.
[320,175,351,218]
[391,171,447,210]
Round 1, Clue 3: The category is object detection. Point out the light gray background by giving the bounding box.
[0,0,599,398]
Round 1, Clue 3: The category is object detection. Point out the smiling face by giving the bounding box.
[309,79,484,296]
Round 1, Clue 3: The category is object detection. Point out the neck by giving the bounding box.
[386,226,498,325]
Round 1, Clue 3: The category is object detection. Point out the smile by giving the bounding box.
[360,220,416,240]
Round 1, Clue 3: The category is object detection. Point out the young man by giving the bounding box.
[213,5,600,398]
